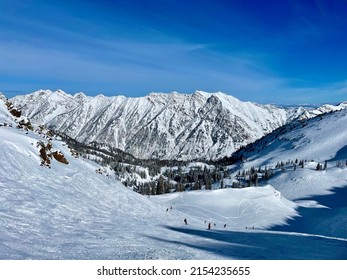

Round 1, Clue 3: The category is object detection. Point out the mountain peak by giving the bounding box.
[56,89,68,95]
[194,90,211,96]
[0,92,7,101]
[34,89,53,95]
[73,92,86,99]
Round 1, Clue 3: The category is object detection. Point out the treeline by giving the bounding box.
[50,131,236,195]
[52,131,347,197]
[234,158,344,188]
[54,131,233,194]
[131,165,230,195]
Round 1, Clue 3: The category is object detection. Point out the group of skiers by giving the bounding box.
[183,218,227,230]
[165,206,227,230]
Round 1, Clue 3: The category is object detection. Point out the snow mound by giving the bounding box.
[152,186,298,229]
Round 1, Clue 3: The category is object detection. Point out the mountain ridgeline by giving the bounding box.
[12,89,345,161]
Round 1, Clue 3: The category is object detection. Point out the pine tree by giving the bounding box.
[156,176,165,194]
[205,177,212,190]
[177,183,184,192]
[316,163,322,171]
[264,168,270,180]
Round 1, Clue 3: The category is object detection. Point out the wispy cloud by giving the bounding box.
[1,0,347,103]
[1,39,347,104]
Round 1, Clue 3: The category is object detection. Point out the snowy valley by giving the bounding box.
[1,91,347,260]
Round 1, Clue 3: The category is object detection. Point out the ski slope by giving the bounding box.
[0,97,346,259]
[230,108,347,241]
[152,186,297,230]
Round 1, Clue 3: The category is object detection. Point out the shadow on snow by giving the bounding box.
[331,145,347,161]
[271,185,347,239]
[148,225,347,260]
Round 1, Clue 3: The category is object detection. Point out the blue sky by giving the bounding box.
[1,0,347,104]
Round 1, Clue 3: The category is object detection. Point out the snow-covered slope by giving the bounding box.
[10,89,319,161]
[233,108,347,167]
[152,186,298,230]
[268,165,347,239]
[298,102,347,120]
[230,108,347,241]
[2,94,346,259]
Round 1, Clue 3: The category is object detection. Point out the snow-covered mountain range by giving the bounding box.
[1,93,347,259]
[11,89,346,161]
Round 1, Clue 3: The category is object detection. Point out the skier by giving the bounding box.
[207,223,211,230]
[184,218,188,225]
[224,224,227,228]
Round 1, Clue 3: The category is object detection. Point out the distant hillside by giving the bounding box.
[231,108,347,167]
